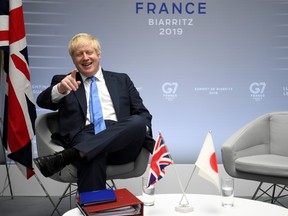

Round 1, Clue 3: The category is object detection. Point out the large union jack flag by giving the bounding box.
[147,132,173,187]
[0,0,37,179]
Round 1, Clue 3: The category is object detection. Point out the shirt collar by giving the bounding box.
[95,66,103,81]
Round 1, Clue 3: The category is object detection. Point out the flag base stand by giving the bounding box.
[0,141,14,199]
[175,204,194,213]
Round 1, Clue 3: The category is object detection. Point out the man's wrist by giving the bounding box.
[57,83,67,94]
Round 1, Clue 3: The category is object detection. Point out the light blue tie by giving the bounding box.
[89,76,106,134]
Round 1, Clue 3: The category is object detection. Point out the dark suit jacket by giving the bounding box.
[37,69,153,146]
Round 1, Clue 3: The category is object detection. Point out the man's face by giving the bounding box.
[72,45,101,77]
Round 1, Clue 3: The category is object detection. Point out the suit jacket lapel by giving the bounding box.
[74,72,87,116]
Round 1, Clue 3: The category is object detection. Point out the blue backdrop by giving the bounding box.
[24,0,288,163]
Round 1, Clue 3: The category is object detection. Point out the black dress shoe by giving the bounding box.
[33,152,66,177]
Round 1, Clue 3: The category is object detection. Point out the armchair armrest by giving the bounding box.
[221,113,270,177]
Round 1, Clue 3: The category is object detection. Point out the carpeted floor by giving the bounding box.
[0,196,74,216]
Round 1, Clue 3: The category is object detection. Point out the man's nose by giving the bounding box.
[82,53,89,59]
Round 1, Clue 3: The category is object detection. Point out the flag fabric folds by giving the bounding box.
[195,132,220,191]
[147,132,173,187]
[0,0,37,179]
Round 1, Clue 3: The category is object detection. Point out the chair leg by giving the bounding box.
[111,179,117,189]
[34,173,61,216]
[252,182,263,200]
[252,182,276,202]
[106,179,117,190]
[51,183,77,216]
[272,185,288,207]
[251,182,288,208]
[271,184,276,204]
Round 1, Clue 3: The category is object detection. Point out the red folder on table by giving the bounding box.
[77,188,143,216]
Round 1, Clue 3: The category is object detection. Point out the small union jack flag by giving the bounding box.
[147,132,173,187]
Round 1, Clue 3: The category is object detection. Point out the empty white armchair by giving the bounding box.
[221,112,288,206]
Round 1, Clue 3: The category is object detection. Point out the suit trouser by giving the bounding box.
[71,115,146,193]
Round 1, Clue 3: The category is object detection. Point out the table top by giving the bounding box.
[63,193,288,216]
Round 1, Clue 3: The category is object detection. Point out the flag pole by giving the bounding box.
[168,154,194,213]
[179,164,197,205]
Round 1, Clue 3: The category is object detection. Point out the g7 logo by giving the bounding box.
[162,82,178,94]
[249,82,266,94]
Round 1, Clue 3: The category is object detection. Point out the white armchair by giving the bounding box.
[221,112,288,207]
[35,112,150,215]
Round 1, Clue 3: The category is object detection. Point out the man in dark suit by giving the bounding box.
[34,33,155,193]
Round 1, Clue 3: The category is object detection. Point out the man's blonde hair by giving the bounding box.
[68,33,101,56]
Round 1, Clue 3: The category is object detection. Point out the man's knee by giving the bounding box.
[127,115,146,130]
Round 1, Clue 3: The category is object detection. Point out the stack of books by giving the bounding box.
[76,188,143,216]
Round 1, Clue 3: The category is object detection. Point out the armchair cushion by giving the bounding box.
[235,154,288,177]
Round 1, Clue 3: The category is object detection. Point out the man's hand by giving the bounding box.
[57,70,82,94]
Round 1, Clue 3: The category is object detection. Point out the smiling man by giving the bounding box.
[34,33,155,193]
